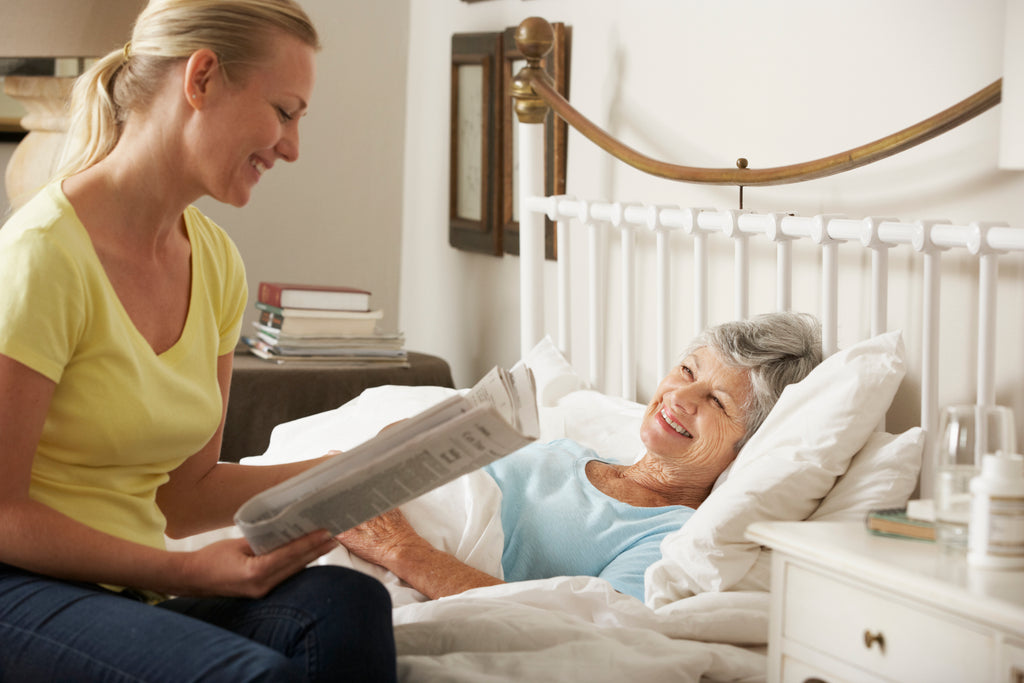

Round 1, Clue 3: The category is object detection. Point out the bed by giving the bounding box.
[175,16,1023,682]
[234,332,917,682]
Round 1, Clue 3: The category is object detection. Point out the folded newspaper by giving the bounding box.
[234,363,539,554]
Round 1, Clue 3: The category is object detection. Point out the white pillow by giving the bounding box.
[645,330,906,607]
[711,426,924,596]
[809,427,924,521]
[523,335,586,407]
[555,389,646,464]
[244,384,460,465]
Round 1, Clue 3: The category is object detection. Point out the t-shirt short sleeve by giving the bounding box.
[0,196,87,382]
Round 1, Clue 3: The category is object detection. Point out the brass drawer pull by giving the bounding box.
[863,630,885,652]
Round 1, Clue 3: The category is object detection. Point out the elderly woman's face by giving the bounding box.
[639,347,750,475]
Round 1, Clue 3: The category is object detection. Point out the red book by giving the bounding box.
[257,282,372,311]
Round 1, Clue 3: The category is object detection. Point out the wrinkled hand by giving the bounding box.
[340,509,503,599]
[174,529,338,599]
[336,508,425,570]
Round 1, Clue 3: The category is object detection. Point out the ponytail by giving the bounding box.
[55,50,129,179]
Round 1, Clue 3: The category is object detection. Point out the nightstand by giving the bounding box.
[746,521,1024,683]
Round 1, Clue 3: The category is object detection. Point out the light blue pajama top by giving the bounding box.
[483,439,695,601]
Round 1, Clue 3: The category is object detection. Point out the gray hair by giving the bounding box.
[684,311,822,450]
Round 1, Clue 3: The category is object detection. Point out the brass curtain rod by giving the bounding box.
[512,17,1002,187]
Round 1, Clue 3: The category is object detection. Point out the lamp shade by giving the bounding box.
[0,0,148,58]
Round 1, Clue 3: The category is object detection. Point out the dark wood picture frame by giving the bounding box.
[449,32,503,255]
[500,22,570,259]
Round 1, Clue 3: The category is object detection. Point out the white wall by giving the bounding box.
[202,0,411,336]
[400,0,1024,436]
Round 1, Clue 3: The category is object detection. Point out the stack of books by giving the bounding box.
[243,282,409,367]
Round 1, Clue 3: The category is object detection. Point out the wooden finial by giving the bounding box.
[511,17,555,124]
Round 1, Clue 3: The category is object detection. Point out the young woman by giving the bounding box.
[0,1,396,680]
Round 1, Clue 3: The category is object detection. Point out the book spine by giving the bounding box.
[258,309,284,329]
[257,282,284,308]
[255,300,285,317]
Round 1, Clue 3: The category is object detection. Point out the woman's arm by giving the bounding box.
[337,509,504,599]
[0,353,337,598]
[156,352,337,537]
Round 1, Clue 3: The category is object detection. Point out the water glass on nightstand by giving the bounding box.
[934,404,1016,550]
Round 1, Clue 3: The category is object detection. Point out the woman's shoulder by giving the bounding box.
[2,183,76,237]
[524,438,600,461]
[182,206,245,272]
[0,183,90,266]
[489,439,600,478]
[183,206,236,249]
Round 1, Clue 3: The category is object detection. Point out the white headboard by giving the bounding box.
[511,17,1024,497]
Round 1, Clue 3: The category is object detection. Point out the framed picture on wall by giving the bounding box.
[449,32,502,255]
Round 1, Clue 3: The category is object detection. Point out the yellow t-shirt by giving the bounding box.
[0,182,247,551]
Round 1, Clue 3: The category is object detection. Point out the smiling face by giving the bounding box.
[194,31,316,207]
[639,346,751,479]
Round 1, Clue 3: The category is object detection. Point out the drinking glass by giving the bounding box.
[933,404,1016,549]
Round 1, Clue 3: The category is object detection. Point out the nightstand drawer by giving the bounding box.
[783,563,994,681]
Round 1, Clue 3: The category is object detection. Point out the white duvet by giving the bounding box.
[392,582,768,683]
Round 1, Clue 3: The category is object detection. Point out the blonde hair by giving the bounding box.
[56,0,319,179]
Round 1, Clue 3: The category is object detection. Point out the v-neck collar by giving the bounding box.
[52,183,198,361]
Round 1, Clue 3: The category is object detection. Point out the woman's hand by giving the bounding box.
[172,529,339,599]
[337,509,503,599]
[336,508,425,570]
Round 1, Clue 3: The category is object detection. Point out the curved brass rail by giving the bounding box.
[512,17,1002,187]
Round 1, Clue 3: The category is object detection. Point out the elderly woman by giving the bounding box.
[339,312,822,602]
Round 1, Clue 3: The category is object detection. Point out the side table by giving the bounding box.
[746,520,1024,682]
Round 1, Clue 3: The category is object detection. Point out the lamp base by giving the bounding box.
[3,75,74,209]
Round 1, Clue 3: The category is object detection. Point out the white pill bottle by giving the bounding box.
[968,451,1024,569]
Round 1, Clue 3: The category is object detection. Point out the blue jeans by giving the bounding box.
[0,563,397,682]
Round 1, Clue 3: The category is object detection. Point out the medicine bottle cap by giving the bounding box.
[981,451,1024,479]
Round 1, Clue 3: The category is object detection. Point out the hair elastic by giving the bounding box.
[122,42,132,65]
